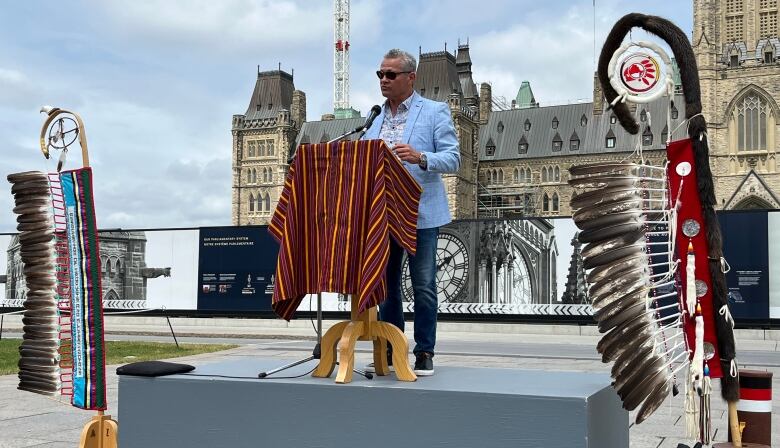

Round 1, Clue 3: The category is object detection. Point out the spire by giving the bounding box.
[560,233,589,304]
[515,81,538,109]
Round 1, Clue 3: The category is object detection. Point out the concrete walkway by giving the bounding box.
[0,316,777,447]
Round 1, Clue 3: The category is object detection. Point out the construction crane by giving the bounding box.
[334,0,350,113]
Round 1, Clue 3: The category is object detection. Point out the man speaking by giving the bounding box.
[363,48,460,376]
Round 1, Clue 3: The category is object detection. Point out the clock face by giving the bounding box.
[402,232,469,303]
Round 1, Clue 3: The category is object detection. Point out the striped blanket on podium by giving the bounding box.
[269,139,421,320]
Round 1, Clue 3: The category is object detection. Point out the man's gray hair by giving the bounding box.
[384,49,417,72]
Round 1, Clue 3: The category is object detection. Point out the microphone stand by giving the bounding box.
[258,122,376,381]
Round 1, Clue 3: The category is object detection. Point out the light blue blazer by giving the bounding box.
[363,92,461,229]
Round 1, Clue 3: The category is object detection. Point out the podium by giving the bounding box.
[268,139,422,384]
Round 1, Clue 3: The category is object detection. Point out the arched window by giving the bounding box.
[249,193,255,212]
[552,193,559,212]
[542,167,548,183]
[497,121,505,133]
[580,114,588,126]
[513,168,519,182]
[543,193,550,212]
[551,117,559,129]
[498,170,504,184]
[106,259,112,277]
[554,166,560,182]
[524,119,531,131]
[268,170,273,183]
[732,91,773,151]
[526,168,532,182]
[256,193,263,212]
[640,109,647,122]
[264,193,271,212]
[268,140,275,156]
[116,259,122,274]
[247,169,252,183]
[263,168,268,183]
[248,141,255,157]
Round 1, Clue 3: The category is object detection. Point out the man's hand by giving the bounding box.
[392,143,422,164]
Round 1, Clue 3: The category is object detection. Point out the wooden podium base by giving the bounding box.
[79,411,118,448]
[312,296,416,383]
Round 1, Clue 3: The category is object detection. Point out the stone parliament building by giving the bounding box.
[232,0,780,225]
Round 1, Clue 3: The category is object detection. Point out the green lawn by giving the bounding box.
[0,339,238,375]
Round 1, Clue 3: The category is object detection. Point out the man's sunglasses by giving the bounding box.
[376,70,412,80]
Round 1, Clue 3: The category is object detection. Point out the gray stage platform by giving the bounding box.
[118,357,627,448]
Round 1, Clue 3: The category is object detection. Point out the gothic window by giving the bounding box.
[268,170,273,183]
[106,259,112,277]
[264,193,271,213]
[268,140,275,156]
[498,170,504,184]
[640,110,647,122]
[733,91,773,151]
[258,140,266,156]
[263,168,268,183]
[760,11,778,38]
[256,193,262,212]
[661,125,669,144]
[249,193,255,212]
[642,127,654,146]
[514,168,519,182]
[497,121,504,133]
[524,119,531,131]
[580,114,588,126]
[543,193,550,212]
[730,54,740,68]
[570,131,580,150]
[246,169,251,183]
[551,117,559,129]
[762,42,776,63]
[554,166,560,182]
[725,2,744,42]
[552,193,559,212]
[542,167,548,183]
[552,133,563,152]
[526,168,532,182]
[248,141,256,157]
[671,104,679,119]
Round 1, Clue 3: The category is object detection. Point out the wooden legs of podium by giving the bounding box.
[312,297,416,383]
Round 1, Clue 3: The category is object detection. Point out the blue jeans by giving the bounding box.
[380,227,438,356]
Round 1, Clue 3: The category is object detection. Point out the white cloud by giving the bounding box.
[94,0,332,52]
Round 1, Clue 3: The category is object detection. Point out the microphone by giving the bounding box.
[357,105,382,132]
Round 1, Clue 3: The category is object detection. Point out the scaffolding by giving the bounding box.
[477,181,542,219]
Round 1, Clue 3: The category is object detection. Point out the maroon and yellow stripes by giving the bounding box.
[269,140,421,320]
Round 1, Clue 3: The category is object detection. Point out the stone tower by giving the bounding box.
[694,0,780,209]
[415,46,481,219]
[232,69,306,225]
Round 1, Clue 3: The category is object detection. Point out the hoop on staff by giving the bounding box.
[607,40,675,105]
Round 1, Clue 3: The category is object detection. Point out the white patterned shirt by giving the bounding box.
[379,93,414,148]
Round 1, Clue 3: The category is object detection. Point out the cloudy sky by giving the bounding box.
[0,0,691,232]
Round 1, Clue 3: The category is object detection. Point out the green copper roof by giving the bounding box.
[334,107,361,119]
[515,81,538,109]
